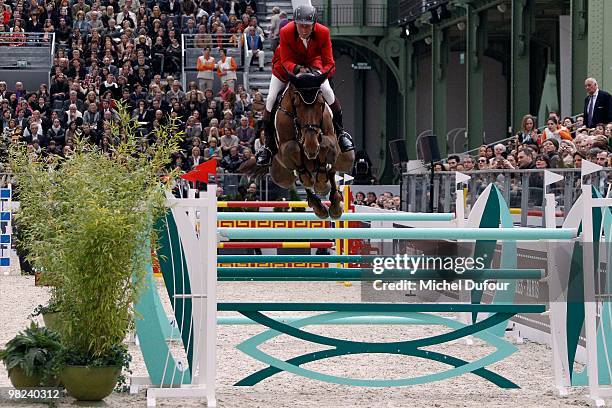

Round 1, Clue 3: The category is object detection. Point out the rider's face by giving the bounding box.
[297,23,313,39]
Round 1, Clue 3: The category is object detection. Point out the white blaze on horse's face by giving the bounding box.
[293,91,322,160]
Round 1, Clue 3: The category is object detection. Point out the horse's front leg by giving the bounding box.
[327,169,344,220]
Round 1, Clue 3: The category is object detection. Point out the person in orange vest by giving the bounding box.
[196,47,216,92]
[216,48,237,91]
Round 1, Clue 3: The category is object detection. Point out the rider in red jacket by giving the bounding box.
[255,4,354,167]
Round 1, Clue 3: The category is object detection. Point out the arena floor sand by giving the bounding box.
[0,276,605,407]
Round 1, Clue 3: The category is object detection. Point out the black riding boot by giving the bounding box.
[255,110,277,166]
[329,100,354,153]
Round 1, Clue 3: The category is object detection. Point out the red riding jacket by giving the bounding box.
[272,21,336,82]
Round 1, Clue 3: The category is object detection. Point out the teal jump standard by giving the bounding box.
[218,227,578,240]
[217,267,544,281]
[217,212,454,221]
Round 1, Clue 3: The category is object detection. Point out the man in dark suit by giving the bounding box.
[584,77,612,128]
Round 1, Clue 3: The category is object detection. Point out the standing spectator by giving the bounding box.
[517,114,538,144]
[196,47,216,92]
[584,77,612,128]
[269,6,281,51]
[243,26,264,71]
[279,11,289,30]
[217,48,237,90]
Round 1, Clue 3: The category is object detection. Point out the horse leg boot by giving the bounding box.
[329,100,354,153]
[327,171,344,220]
[255,110,277,166]
[306,188,329,219]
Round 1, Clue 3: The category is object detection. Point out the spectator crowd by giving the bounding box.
[433,79,612,173]
[0,0,280,181]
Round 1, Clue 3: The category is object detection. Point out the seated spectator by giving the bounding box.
[219,145,243,172]
[188,146,205,168]
[476,156,489,170]
[251,91,265,119]
[206,137,221,160]
[462,156,475,171]
[219,110,236,129]
[541,139,560,168]
[218,82,234,103]
[446,155,459,171]
[243,26,264,71]
[237,147,255,173]
[540,117,572,144]
[236,116,255,148]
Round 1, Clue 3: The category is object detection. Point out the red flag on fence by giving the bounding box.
[180,159,217,183]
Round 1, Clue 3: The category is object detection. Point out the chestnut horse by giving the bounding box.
[270,72,355,219]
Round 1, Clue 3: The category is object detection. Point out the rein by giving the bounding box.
[277,86,327,179]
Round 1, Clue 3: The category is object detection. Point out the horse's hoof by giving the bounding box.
[329,205,343,220]
[313,206,330,219]
[307,193,329,219]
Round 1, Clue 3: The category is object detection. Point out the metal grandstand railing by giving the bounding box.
[317,4,396,27]
[181,33,244,90]
[0,32,54,68]
[402,168,612,225]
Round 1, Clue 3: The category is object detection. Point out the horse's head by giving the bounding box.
[287,71,327,160]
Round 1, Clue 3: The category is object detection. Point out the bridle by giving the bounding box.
[278,86,325,146]
[278,84,327,177]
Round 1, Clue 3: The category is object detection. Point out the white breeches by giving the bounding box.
[265,74,336,112]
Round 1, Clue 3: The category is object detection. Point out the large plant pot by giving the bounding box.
[61,366,120,401]
[42,312,62,332]
[9,366,60,388]
[9,366,42,388]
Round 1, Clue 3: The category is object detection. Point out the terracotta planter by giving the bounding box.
[61,366,120,401]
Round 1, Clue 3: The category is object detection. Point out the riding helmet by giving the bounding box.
[293,5,317,25]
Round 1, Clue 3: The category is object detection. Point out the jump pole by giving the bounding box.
[218,227,579,241]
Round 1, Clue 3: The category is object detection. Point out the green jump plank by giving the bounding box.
[217,212,454,221]
[218,302,546,313]
[217,267,543,281]
[218,227,578,241]
[217,315,441,325]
